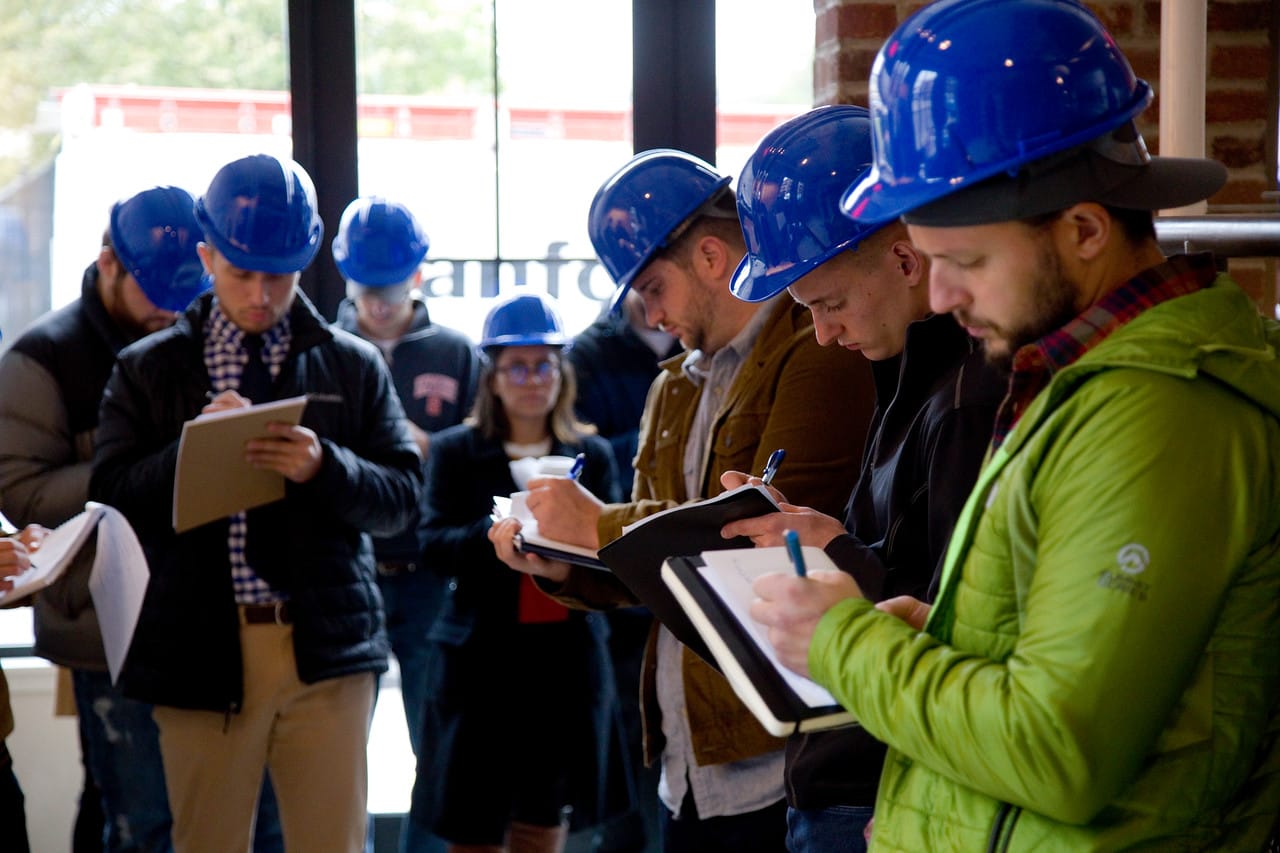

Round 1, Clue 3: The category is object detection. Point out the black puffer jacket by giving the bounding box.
[90,290,423,713]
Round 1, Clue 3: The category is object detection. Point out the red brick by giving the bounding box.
[1211,134,1266,168]
[1085,2,1137,36]
[1210,44,1275,79]
[1124,45,1161,82]
[1207,1,1274,31]
[837,46,880,84]
[836,3,900,39]
[1209,177,1272,205]
[1142,2,1162,28]
[1204,90,1271,122]
[1223,261,1269,307]
[816,7,840,46]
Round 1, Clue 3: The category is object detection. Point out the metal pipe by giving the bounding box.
[1156,215,1280,258]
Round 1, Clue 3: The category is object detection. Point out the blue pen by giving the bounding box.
[761,448,786,485]
[784,529,807,577]
[567,452,586,482]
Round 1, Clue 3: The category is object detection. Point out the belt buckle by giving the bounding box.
[239,601,290,626]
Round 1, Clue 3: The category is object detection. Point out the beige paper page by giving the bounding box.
[172,395,308,532]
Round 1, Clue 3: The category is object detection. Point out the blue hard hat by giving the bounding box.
[479,293,568,350]
[194,154,324,274]
[732,106,885,303]
[109,186,210,312]
[332,197,429,287]
[843,0,1160,225]
[587,149,731,312]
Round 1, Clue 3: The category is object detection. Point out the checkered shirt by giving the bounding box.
[203,304,293,604]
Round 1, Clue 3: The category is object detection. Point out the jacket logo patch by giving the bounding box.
[414,373,460,418]
[1098,543,1151,601]
[1116,543,1150,575]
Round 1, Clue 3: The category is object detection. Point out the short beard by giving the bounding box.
[983,236,1079,369]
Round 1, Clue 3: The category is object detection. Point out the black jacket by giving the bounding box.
[90,290,423,713]
[786,313,1007,809]
[567,309,680,496]
[412,423,625,832]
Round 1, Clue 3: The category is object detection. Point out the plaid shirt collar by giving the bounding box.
[204,301,292,391]
[990,253,1217,448]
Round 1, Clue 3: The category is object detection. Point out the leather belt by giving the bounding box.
[376,560,418,577]
[239,601,291,625]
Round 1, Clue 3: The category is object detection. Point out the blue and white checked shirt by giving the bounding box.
[203,304,293,604]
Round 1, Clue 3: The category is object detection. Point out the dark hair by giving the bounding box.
[466,347,596,444]
[653,187,745,270]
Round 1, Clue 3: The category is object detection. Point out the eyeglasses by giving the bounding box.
[495,360,560,385]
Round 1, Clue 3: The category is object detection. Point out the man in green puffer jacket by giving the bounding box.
[750,0,1280,849]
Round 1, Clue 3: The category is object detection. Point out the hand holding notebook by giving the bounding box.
[661,545,860,737]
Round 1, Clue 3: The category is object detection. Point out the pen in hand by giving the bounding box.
[761,448,786,485]
[784,529,807,577]
[566,452,586,482]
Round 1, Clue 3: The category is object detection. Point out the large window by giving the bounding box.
[0,2,292,325]
[355,0,636,339]
[715,0,816,182]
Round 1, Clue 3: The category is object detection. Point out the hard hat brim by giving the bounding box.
[896,151,1228,228]
[141,266,212,312]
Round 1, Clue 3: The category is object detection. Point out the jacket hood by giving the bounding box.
[1075,274,1280,420]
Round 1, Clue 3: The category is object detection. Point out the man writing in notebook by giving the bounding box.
[715,106,1005,853]
[491,149,873,852]
[91,153,422,852]
[752,1,1280,848]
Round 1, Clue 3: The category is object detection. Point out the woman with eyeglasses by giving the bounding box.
[410,293,628,853]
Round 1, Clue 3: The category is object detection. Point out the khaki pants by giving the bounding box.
[153,623,375,853]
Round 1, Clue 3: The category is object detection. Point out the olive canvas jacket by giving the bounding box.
[813,275,1280,851]
[546,297,875,767]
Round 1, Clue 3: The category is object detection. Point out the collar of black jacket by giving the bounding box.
[181,288,334,355]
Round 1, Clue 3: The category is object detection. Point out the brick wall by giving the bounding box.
[813,0,1279,306]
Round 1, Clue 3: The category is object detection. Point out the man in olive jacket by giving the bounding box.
[492,150,873,852]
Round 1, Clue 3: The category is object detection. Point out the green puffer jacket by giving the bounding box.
[812,275,1280,851]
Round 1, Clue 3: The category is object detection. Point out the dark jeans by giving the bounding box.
[786,805,873,853]
[376,567,447,853]
[0,741,29,853]
[593,607,659,853]
[660,794,788,853]
[72,668,284,852]
[72,669,173,851]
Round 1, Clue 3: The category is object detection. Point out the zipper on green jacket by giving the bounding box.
[987,803,1021,853]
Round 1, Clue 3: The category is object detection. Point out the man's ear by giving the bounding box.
[891,240,924,287]
[1057,203,1111,262]
[196,241,215,274]
[96,245,120,281]
[695,234,730,280]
